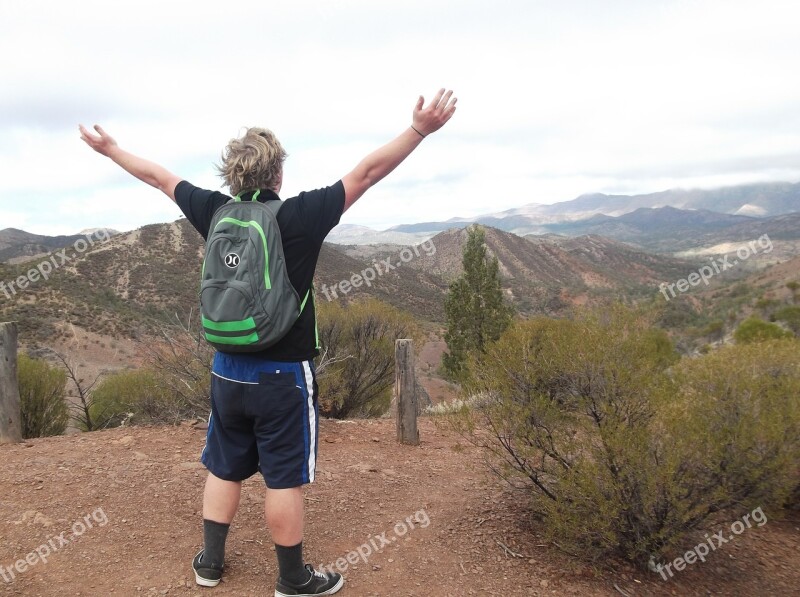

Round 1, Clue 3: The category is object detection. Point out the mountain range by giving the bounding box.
[0,218,703,346]
[0,180,797,337]
[4,181,797,258]
[328,181,800,247]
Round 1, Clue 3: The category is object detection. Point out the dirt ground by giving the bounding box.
[1,418,799,597]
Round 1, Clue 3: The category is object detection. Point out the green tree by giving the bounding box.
[442,226,513,381]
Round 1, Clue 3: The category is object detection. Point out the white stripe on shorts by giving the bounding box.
[302,360,316,483]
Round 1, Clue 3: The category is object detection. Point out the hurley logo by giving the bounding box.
[224,253,240,268]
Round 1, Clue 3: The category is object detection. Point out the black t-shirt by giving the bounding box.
[175,180,345,362]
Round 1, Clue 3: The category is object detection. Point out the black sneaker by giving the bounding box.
[192,549,223,587]
[274,564,344,596]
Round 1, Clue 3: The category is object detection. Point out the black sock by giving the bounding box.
[203,519,230,568]
[275,541,310,585]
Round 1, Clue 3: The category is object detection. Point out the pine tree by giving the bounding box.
[442,226,513,381]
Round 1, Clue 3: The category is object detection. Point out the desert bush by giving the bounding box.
[17,355,69,438]
[700,319,725,342]
[316,298,421,418]
[734,316,792,343]
[89,368,171,429]
[669,340,800,515]
[773,306,800,335]
[448,304,800,567]
[50,352,102,432]
[754,297,781,312]
[787,281,800,301]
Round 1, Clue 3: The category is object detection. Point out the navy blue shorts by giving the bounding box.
[201,353,319,489]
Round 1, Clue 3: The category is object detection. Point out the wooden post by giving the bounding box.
[395,339,419,445]
[0,322,22,444]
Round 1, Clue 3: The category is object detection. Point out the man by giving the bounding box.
[79,88,457,596]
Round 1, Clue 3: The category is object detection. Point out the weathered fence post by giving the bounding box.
[0,322,22,444]
[395,339,419,445]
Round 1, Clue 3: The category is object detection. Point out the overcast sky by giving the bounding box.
[2,0,799,236]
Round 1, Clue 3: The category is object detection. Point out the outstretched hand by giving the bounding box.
[412,89,457,137]
[79,124,118,157]
[77,124,181,202]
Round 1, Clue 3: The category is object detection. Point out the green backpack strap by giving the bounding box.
[299,288,310,313]
[233,189,261,202]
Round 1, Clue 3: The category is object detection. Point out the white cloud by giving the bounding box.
[1,0,799,235]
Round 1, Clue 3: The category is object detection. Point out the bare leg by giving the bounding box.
[203,472,242,523]
[265,487,304,545]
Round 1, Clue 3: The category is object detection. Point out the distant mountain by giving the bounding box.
[680,252,800,343]
[0,220,450,341]
[674,212,800,264]
[0,227,120,263]
[695,211,800,243]
[326,223,432,245]
[338,182,800,243]
[550,182,799,218]
[538,207,758,251]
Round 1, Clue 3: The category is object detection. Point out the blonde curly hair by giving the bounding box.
[216,127,287,196]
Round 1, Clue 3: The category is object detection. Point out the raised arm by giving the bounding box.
[341,88,457,212]
[79,124,183,202]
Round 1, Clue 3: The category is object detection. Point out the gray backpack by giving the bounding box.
[200,190,309,352]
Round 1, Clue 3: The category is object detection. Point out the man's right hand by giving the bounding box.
[411,88,458,136]
[341,88,458,211]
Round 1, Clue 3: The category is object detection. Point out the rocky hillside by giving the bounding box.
[0,219,709,347]
[397,227,697,312]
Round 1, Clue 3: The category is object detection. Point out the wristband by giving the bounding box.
[411,125,426,138]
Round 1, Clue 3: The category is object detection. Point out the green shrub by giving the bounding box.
[18,355,68,438]
[89,368,171,429]
[734,316,792,343]
[316,298,421,418]
[701,319,725,341]
[670,340,800,517]
[773,306,800,335]
[754,297,781,311]
[448,305,800,567]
